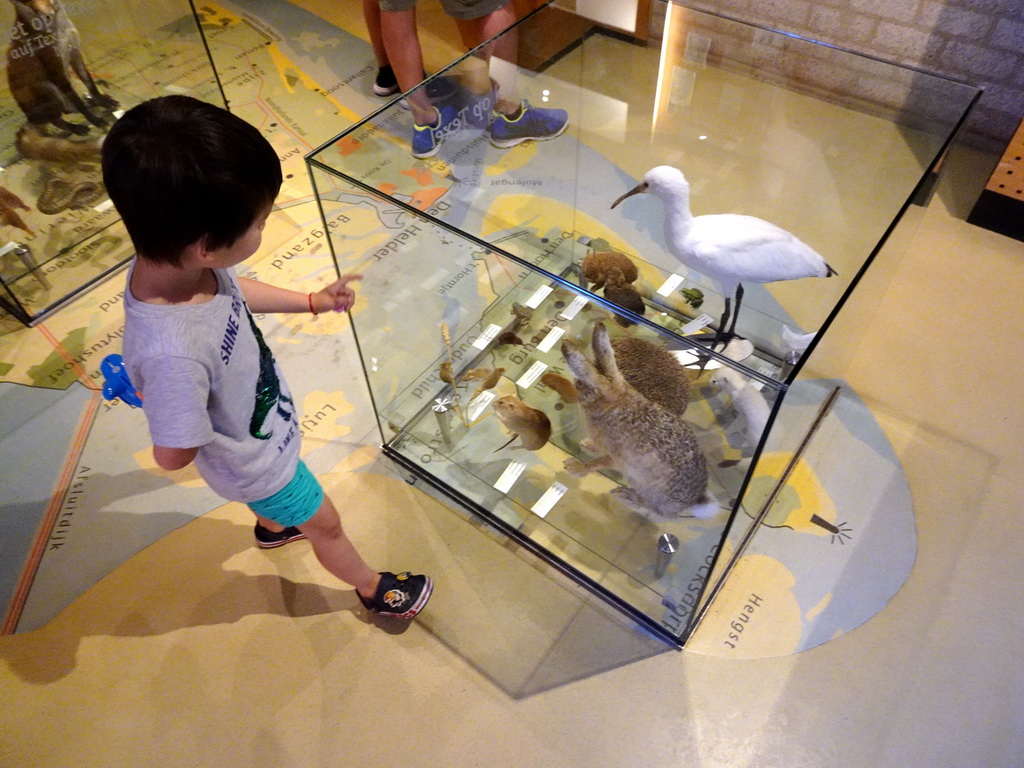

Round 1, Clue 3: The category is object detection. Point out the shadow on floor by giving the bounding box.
[372,456,673,699]
[0,512,362,684]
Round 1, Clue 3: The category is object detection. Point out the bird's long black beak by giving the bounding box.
[611,181,647,209]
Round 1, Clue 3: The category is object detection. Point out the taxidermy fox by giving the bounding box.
[6,0,118,135]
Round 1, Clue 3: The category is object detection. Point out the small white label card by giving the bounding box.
[94,198,115,212]
[752,365,776,391]
[536,326,565,353]
[525,285,553,308]
[681,313,714,335]
[467,390,496,421]
[422,267,449,289]
[558,295,588,320]
[473,323,503,349]
[382,287,411,313]
[494,461,527,493]
[657,273,685,297]
[531,482,568,518]
[516,360,548,389]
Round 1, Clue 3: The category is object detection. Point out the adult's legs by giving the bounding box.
[455,2,519,114]
[380,7,435,124]
[362,0,389,67]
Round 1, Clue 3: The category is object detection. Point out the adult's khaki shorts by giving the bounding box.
[379,0,511,22]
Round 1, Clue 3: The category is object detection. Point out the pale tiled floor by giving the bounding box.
[2,3,1023,766]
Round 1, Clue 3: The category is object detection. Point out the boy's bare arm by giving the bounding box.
[154,444,199,471]
[237,274,363,315]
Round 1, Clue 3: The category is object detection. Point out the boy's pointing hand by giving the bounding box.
[317,273,363,313]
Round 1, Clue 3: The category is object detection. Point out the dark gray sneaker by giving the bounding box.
[373,65,400,97]
[359,571,433,619]
[254,523,307,548]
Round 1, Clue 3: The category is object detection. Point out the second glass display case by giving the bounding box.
[307,2,979,645]
[0,0,222,324]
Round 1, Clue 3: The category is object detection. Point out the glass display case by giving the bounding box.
[307,1,980,645]
[0,0,222,325]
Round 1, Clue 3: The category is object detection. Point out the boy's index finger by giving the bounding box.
[338,273,363,284]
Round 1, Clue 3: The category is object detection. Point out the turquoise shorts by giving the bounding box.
[248,460,324,528]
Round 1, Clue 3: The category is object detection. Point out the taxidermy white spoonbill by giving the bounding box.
[612,166,837,352]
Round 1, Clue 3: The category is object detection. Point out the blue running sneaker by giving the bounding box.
[488,101,569,148]
[411,104,464,159]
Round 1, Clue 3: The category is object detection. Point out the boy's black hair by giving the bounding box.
[101,95,283,265]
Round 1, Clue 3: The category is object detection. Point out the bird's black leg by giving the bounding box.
[725,284,744,343]
[712,296,731,352]
[694,296,731,373]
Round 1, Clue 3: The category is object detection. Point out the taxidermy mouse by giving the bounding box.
[7,0,119,135]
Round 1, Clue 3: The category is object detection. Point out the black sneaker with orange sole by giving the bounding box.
[359,571,433,619]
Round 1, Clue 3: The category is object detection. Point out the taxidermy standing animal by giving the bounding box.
[6,0,118,135]
[612,166,837,352]
[492,395,551,451]
[561,322,717,520]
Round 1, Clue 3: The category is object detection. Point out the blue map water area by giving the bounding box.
[0,382,94,615]
[745,379,916,651]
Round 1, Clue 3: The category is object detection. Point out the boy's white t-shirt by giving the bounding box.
[122,262,301,503]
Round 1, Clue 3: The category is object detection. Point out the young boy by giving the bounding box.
[101,95,432,619]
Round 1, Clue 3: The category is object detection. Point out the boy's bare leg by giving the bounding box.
[297,496,381,600]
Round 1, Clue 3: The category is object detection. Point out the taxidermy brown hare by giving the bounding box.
[6,0,118,135]
[561,322,718,520]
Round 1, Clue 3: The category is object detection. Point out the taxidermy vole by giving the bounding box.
[7,0,119,135]
[709,367,770,446]
[492,395,551,451]
[581,251,639,289]
[603,274,645,327]
[610,335,691,415]
[561,322,717,520]
[582,251,645,326]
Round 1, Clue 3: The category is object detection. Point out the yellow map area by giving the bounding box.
[687,547,803,658]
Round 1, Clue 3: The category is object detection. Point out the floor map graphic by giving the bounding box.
[0,0,916,658]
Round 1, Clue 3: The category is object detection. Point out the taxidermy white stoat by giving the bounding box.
[6,0,119,135]
[709,367,771,446]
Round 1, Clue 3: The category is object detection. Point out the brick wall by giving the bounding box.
[657,0,1024,153]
